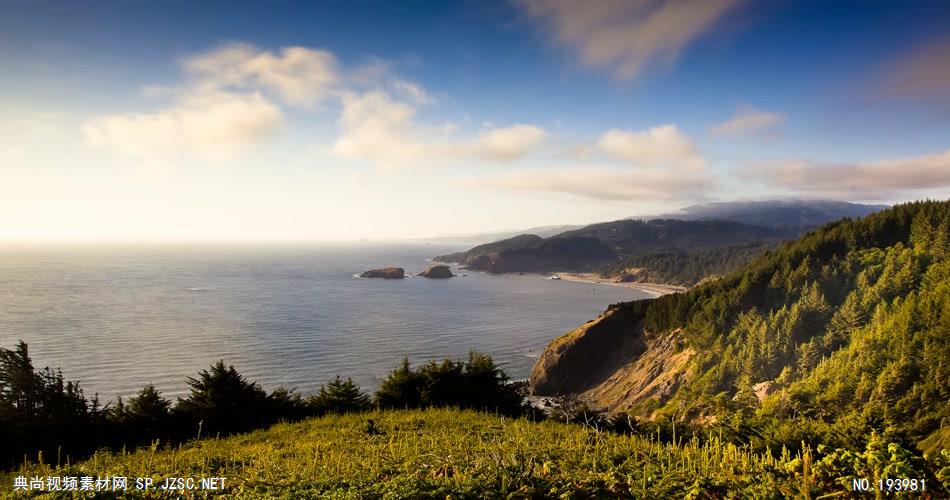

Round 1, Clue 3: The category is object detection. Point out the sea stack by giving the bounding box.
[417,264,454,278]
[360,267,405,279]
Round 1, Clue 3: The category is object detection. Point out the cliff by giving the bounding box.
[529,304,646,396]
[529,302,693,415]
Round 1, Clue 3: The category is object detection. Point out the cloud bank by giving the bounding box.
[515,0,743,79]
[332,91,548,170]
[747,149,950,200]
[597,124,704,170]
[474,165,710,201]
[83,91,283,163]
[476,123,712,201]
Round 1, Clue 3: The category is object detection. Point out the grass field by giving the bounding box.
[2,408,944,498]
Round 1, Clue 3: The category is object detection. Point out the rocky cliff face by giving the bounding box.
[529,304,646,396]
[529,302,693,415]
[579,330,693,414]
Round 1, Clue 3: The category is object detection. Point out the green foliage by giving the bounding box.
[0,341,103,469]
[308,376,372,414]
[598,241,779,286]
[175,360,270,436]
[375,352,526,415]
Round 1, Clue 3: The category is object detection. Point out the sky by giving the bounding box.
[1,0,949,242]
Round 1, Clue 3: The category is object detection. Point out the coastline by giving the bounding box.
[556,272,686,296]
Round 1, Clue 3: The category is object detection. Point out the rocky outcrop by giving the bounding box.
[580,330,693,414]
[753,381,776,402]
[417,265,454,278]
[359,267,405,279]
[529,304,647,396]
[529,301,694,416]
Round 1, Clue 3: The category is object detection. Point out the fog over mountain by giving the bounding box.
[654,199,888,228]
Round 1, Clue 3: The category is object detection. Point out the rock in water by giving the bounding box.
[360,267,405,279]
[417,265,454,278]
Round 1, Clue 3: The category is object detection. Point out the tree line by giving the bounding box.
[0,344,527,469]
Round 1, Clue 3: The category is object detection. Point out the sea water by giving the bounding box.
[0,243,652,401]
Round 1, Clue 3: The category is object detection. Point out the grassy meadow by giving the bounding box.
[7,407,944,499]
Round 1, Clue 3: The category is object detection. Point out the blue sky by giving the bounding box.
[2,0,949,241]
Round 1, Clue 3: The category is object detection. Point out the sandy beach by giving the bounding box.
[556,272,686,296]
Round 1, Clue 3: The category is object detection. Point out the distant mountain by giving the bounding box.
[434,234,616,273]
[433,200,889,283]
[434,220,792,275]
[554,219,794,256]
[423,201,883,247]
[655,200,887,228]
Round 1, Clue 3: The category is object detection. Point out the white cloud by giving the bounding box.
[516,0,743,79]
[474,165,710,201]
[83,91,283,163]
[83,43,340,163]
[474,122,712,200]
[746,149,950,200]
[710,105,783,137]
[183,43,339,107]
[597,124,704,170]
[333,90,438,169]
[87,42,547,170]
[391,79,434,104]
[333,90,547,169]
[473,124,547,161]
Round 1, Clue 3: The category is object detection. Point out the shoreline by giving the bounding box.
[555,272,686,296]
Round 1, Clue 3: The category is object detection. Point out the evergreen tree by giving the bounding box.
[309,376,371,414]
[176,361,269,435]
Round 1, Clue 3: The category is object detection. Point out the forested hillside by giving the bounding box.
[433,234,617,273]
[434,220,791,275]
[532,200,950,457]
[596,241,779,287]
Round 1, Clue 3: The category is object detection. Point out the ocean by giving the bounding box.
[0,243,652,402]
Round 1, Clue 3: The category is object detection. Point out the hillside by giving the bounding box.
[434,201,885,283]
[530,200,950,457]
[4,408,938,498]
[596,241,780,287]
[433,234,617,273]
[434,220,791,275]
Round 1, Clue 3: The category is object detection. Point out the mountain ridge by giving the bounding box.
[434,200,886,284]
